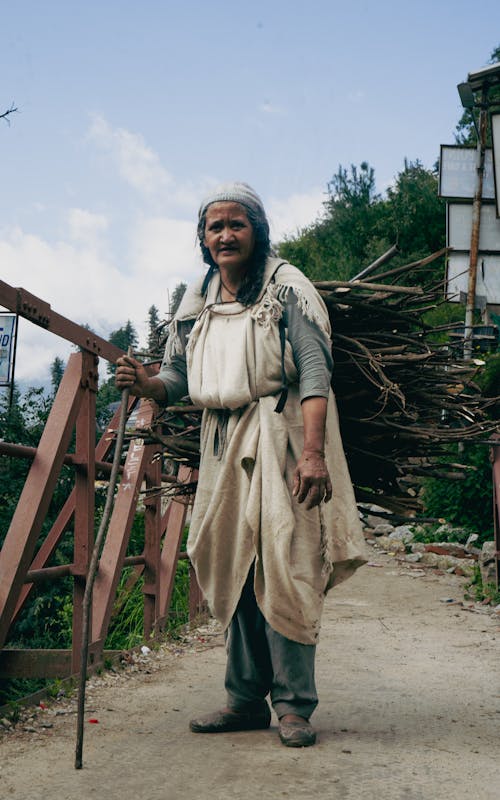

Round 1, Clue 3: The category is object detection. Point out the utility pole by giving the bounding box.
[463,87,488,360]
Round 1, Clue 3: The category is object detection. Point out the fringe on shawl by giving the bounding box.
[319,513,334,579]
[268,281,331,340]
[250,292,283,330]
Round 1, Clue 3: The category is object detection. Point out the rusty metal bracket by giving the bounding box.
[80,356,99,392]
[16,288,51,327]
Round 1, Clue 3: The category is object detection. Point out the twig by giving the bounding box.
[75,359,131,769]
[0,103,18,125]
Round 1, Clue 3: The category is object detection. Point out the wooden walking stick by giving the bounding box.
[75,352,132,769]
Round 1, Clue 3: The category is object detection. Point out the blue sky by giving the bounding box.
[1,0,499,384]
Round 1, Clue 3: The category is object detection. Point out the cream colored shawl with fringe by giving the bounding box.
[166,257,367,645]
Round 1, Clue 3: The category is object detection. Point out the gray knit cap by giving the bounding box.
[198,181,266,220]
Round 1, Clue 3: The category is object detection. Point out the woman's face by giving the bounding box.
[203,202,256,271]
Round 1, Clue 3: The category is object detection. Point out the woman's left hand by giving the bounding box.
[292,449,332,510]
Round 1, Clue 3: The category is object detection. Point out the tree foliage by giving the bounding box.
[170,282,187,318]
[106,320,138,376]
[50,356,65,393]
[279,159,446,286]
[146,304,161,354]
[108,320,138,354]
[455,44,500,146]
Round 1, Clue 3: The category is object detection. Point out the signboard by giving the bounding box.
[0,314,17,385]
[446,252,500,304]
[492,113,500,218]
[447,203,500,252]
[439,145,496,200]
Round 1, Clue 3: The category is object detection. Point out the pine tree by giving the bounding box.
[50,356,65,394]
[107,321,139,376]
[170,282,187,318]
[146,305,161,354]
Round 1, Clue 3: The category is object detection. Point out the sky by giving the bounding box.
[1,0,499,388]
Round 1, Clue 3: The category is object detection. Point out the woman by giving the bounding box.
[115,182,367,748]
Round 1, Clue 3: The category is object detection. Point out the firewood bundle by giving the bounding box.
[131,250,498,513]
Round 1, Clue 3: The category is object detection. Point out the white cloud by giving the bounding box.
[0,215,203,383]
[130,216,201,285]
[67,208,109,244]
[88,115,173,196]
[86,117,214,218]
[267,188,326,242]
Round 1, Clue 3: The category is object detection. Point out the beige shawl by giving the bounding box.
[175,258,367,644]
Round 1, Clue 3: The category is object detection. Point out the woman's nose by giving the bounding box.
[220,225,233,241]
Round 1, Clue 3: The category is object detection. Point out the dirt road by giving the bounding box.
[1,549,499,800]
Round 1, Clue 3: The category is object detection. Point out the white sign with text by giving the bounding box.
[0,314,16,385]
[439,145,496,200]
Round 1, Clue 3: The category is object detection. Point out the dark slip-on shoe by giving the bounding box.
[189,706,271,734]
[278,718,316,748]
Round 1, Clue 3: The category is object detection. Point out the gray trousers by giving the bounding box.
[224,568,318,720]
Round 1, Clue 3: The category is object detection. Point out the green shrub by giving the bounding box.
[421,444,493,544]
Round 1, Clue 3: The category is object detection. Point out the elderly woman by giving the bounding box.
[115,183,367,748]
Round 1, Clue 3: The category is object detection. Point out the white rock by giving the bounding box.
[465,533,479,549]
[388,525,414,542]
[373,523,394,536]
[364,505,392,529]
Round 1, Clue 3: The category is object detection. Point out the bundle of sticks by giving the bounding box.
[130,248,498,513]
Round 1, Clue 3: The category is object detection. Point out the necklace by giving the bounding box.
[219,276,238,297]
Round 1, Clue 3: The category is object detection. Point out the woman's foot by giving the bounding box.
[278,714,316,747]
[189,705,271,733]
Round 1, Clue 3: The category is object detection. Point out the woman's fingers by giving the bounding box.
[292,468,301,499]
[115,355,143,390]
[293,466,333,509]
[323,477,333,504]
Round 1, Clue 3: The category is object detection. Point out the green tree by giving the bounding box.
[455,44,500,146]
[107,320,138,376]
[170,282,187,318]
[279,162,385,282]
[50,356,65,393]
[146,304,161,354]
[384,160,446,282]
[109,320,138,352]
[279,160,446,286]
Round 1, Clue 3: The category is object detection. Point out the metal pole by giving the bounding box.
[8,314,18,411]
[464,89,488,360]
